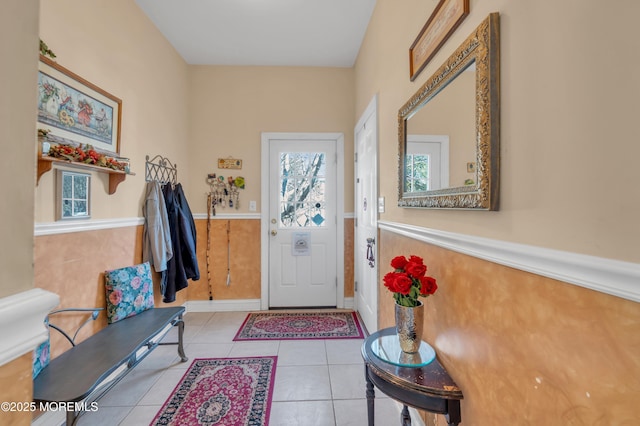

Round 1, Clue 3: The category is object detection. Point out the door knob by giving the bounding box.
[271,230,277,236]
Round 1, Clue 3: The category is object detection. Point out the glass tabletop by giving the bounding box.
[371,334,436,367]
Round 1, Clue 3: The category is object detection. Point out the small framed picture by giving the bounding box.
[409,0,470,81]
[57,170,91,220]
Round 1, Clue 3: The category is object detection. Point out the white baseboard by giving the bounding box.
[379,220,640,303]
[184,299,262,312]
[0,288,59,367]
[408,406,426,426]
[184,298,354,312]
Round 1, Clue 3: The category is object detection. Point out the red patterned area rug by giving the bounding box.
[233,311,364,341]
[150,357,277,426]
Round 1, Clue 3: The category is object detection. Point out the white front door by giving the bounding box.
[354,96,378,333]
[262,133,343,308]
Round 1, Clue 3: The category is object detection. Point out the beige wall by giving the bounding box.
[1,0,40,424]
[355,0,640,263]
[1,0,39,299]
[36,0,191,222]
[32,0,194,361]
[36,1,356,218]
[187,65,355,214]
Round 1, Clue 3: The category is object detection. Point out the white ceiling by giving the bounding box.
[135,0,377,67]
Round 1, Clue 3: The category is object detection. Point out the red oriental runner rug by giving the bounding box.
[150,357,277,426]
[233,311,364,341]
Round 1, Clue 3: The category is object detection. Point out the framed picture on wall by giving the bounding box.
[409,0,469,81]
[37,55,122,155]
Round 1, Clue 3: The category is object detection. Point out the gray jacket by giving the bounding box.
[142,181,173,272]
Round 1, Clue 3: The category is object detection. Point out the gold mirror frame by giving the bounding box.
[398,13,500,210]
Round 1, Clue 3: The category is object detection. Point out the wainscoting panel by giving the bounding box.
[378,228,640,425]
[0,354,34,425]
[33,225,186,359]
[190,218,261,301]
[34,216,355,359]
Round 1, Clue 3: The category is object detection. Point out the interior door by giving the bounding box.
[354,97,378,333]
[268,138,338,307]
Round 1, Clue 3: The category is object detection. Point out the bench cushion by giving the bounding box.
[32,317,50,379]
[104,262,155,324]
[33,306,184,403]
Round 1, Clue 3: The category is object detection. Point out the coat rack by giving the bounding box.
[145,154,177,185]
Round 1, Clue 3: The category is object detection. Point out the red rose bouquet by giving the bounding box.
[383,255,438,307]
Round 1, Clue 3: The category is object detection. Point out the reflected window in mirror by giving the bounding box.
[405,135,450,191]
[405,153,429,192]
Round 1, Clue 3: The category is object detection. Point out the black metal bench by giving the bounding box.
[33,306,188,425]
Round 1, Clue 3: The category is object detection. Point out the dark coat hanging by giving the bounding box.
[175,183,200,281]
[161,184,189,302]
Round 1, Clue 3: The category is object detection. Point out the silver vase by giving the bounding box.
[395,301,424,353]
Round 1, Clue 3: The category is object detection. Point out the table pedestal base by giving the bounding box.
[362,328,463,426]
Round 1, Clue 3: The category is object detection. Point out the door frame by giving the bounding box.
[406,134,450,190]
[260,132,345,310]
[354,95,379,332]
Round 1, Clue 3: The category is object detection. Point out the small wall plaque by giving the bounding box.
[218,157,242,169]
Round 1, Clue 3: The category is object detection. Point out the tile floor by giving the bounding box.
[57,310,414,425]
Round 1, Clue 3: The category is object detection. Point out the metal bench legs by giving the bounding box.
[158,313,188,362]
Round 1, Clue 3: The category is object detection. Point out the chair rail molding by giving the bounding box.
[35,213,336,237]
[35,217,144,236]
[379,221,640,303]
[0,288,59,366]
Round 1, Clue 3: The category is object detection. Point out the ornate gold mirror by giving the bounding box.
[398,13,500,209]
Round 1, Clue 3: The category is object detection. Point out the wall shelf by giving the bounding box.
[37,156,135,195]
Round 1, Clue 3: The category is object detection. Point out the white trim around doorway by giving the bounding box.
[260,132,345,310]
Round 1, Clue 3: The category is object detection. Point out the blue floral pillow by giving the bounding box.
[104,262,155,324]
[32,317,50,379]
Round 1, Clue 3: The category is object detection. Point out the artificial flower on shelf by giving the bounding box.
[46,143,127,171]
[383,255,438,307]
